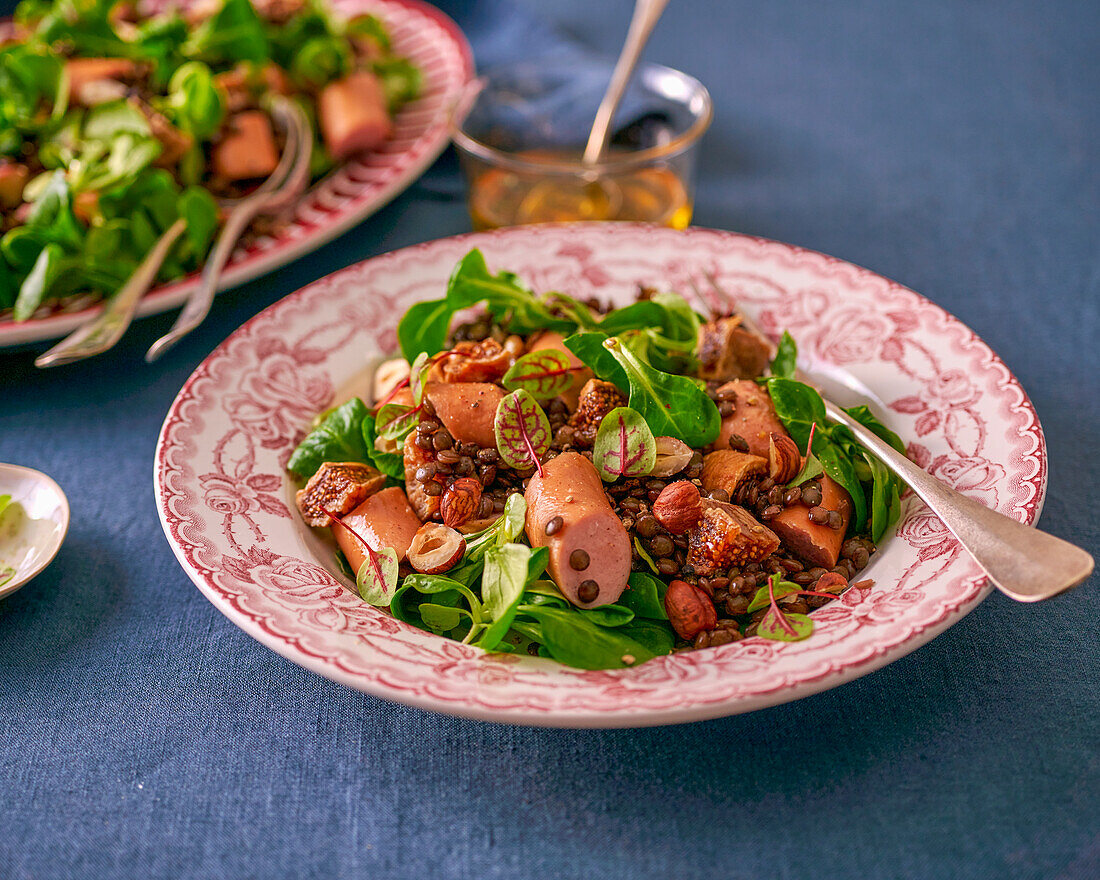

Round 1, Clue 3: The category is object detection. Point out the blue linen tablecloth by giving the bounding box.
[2,0,1098,877]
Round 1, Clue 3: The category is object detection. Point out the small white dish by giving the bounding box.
[0,464,70,599]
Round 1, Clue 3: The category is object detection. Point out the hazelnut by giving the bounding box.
[768,432,801,484]
[651,481,704,535]
[649,436,694,478]
[440,477,482,528]
[664,579,718,640]
[407,523,465,574]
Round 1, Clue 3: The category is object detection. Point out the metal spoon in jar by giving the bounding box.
[583,0,671,164]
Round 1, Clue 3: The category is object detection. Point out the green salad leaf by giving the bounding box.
[184,0,269,66]
[512,604,671,669]
[770,330,798,380]
[287,397,371,479]
[601,335,720,447]
[502,349,579,400]
[619,572,669,620]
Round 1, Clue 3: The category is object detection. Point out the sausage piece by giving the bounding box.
[319,70,393,160]
[212,111,279,181]
[423,381,503,448]
[524,452,631,607]
[769,475,852,568]
[526,330,591,411]
[333,486,423,573]
[0,163,29,209]
[712,379,790,458]
[65,57,137,93]
[403,431,440,521]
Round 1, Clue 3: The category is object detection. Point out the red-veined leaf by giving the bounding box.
[502,350,580,400]
[592,407,656,482]
[376,402,420,442]
[493,389,551,474]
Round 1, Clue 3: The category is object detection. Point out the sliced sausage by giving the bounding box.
[0,163,29,210]
[319,70,392,160]
[524,451,631,608]
[65,57,137,93]
[212,111,279,181]
[333,486,422,573]
[769,475,852,568]
[423,381,503,448]
[527,329,591,410]
[712,379,790,458]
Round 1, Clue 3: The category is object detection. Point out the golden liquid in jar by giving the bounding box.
[466,150,693,230]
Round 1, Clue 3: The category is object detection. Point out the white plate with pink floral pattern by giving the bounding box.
[154,223,1046,727]
[0,0,472,347]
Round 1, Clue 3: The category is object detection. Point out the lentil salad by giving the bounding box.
[0,0,420,321]
[287,249,908,669]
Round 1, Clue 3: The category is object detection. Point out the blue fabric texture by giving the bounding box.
[1,0,1098,877]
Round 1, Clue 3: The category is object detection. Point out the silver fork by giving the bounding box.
[145,96,313,362]
[35,218,188,368]
[697,272,1093,602]
[35,97,313,368]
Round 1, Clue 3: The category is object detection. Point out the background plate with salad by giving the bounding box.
[0,0,472,346]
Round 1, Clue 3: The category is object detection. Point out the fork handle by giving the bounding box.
[824,401,1093,601]
[35,219,187,368]
[143,205,259,362]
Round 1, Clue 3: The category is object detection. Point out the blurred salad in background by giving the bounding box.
[0,0,421,321]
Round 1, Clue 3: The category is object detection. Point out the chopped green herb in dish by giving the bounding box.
[287,250,906,669]
[0,0,420,320]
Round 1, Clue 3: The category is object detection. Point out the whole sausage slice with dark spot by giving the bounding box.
[524,452,631,608]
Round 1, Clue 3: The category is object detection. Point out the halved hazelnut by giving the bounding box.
[407,523,465,574]
[372,357,410,404]
[650,436,694,478]
[768,432,801,484]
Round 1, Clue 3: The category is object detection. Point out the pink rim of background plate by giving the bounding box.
[154,224,1046,728]
[0,0,473,347]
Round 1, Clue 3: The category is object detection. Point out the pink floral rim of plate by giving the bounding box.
[154,224,1046,727]
[0,0,472,346]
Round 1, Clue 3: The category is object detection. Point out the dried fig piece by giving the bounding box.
[687,499,781,576]
[295,462,385,527]
[567,379,627,446]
